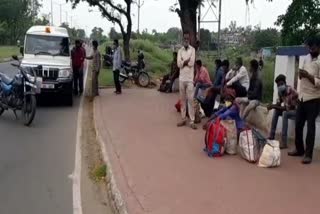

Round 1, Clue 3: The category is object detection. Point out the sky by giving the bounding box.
[40,0,291,36]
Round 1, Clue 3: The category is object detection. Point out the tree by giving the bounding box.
[60,23,87,43]
[171,0,272,48]
[109,27,121,40]
[252,28,280,50]
[90,27,107,44]
[199,28,211,50]
[276,0,320,45]
[34,16,50,26]
[67,0,133,60]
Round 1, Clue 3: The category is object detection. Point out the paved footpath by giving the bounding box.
[95,88,320,214]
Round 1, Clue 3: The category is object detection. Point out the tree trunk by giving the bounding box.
[123,34,130,61]
[178,1,198,48]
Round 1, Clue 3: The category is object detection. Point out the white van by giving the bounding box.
[20,26,73,105]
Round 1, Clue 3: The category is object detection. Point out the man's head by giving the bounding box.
[75,39,81,48]
[195,59,202,70]
[92,40,98,50]
[221,60,230,72]
[305,36,320,58]
[182,31,190,48]
[249,59,259,75]
[235,57,243,70]
[215,59,222,69]
[173,51,177,60]
[113,39,119,49]
[275,74,287,96]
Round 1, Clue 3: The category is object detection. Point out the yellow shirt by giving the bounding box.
[299,54,320,102]
[177,45,195,82]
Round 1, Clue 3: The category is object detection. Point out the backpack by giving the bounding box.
[204,119,226,157]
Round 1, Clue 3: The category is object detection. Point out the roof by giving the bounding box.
[26,26,69,37]
[276,46,308,56]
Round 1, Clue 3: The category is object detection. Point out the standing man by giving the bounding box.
[288,36,320,164]
[177,31,197,129]
[71,39,86,95]
[113,39,122,94]
[86,40,101,98]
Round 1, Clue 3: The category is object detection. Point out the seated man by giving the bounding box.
[203,91,245,133]
[225,57,250,97]
[159,52,179,92]
[194,59,212,99]
[267,74,298,149]
[236,59,263,120]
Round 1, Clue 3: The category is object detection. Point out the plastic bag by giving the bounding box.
[258,140,281,168]
[221,120,237,155]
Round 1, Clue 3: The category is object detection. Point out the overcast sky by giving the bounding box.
[40,0,291,36]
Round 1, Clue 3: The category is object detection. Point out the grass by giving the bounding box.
[98,39,276,103]
[0,46,19,61]
[91,164,107,182]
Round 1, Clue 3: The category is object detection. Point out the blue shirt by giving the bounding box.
[214,105,245,131]
[213,67,224,89]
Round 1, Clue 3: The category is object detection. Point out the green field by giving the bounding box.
[99,39,276,103]
[0,46,19,61]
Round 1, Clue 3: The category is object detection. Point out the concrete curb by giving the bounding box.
[93,99,129,214]
[0,58,13,63]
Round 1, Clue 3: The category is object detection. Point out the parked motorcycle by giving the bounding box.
[0,55,40,126]
[119,59,150,87]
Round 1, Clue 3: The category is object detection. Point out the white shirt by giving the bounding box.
[226,66,250,90]
[177,45,195,82]
[299,54,320,102]
[113,46,122,71]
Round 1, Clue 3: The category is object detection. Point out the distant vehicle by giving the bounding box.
[20,26,73,106]
[0,56,40,126]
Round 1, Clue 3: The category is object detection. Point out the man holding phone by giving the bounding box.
[288,36,320,164]
[177,31,196,129]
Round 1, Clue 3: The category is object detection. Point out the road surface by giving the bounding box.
[0,62,79,214]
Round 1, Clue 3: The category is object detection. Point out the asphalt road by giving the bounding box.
[0,62,80,214]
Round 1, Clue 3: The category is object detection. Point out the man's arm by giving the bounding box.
[177,50,183,69]
[187,48,195,67]
[227,67,246,86]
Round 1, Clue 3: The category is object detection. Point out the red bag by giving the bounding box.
[204,119,226,157]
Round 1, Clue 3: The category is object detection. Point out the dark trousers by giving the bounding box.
[295,99,320,158]
[113,69,121,93]
[229,81,247,97]
[73,67,83,94]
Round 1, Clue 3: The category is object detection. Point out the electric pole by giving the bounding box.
[137,0,144,34]
[217,0,222,57]
[51,0,53,26]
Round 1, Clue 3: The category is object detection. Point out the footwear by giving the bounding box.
[288,150,304,157]
[115,91,122,95]
[190,123,198,130]
[177,120,187,127]
[302,156,312,164]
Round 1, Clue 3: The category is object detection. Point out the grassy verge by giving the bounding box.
[0,46,19,61]
[99,39,276,103]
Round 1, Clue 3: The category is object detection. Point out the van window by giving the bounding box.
[25,35,70,56]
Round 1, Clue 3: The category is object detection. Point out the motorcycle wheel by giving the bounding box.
[137,72,150,87]
[22,94,36,126]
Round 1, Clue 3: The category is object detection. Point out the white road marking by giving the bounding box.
[72,59,89,214]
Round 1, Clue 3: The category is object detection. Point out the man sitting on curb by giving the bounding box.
[159,52,180,93]
[267,74,298,149]
[194,59,212,99]
[236,59,263,120]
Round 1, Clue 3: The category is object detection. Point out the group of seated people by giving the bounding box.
[160,53,298,149]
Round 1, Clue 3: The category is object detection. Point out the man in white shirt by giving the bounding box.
[288,36,320,164]
[113,39,123,94]
[225,57,250,97]
[177,31,197,129]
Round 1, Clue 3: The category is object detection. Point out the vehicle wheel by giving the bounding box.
[64,93,73,106]
[22,94,36,126]
[119,71,126,84]
[137,72,150,87]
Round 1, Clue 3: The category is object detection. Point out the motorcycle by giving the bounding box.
[119,59,150,87]
[0,55,40,126]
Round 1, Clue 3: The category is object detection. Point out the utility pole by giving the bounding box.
[217,0,222,57]
[198,4,201,41]
[59,4,62,25]
[51,0,53,26]
[137,0,144,34]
